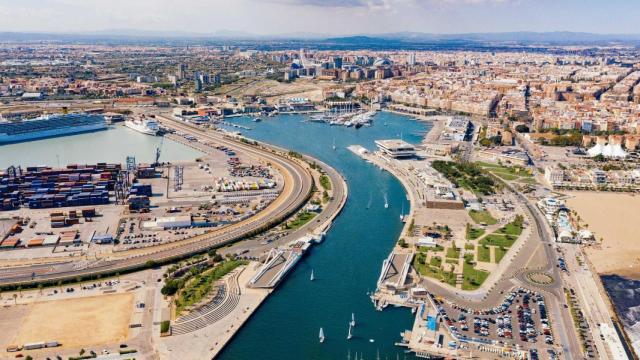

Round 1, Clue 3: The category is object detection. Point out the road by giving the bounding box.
[0,116,314,286]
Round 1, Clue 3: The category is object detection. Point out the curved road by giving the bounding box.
[0,117,314,286]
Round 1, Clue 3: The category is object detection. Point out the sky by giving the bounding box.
[0,0,638,36]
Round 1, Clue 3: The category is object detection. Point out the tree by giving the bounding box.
[515,124,530,133]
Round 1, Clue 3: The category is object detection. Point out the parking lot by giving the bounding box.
[432,287,559,359]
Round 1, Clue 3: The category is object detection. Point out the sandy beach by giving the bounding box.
[564,191,640,279]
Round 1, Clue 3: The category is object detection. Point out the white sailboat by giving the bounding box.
[319,327,325,343]
[347,322,353,340]
[310,269,315,281]
[350,313,356,327]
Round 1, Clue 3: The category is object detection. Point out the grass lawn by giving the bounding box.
[466,226,485,240]
[464,242,475,250]
[175,260,246,315]
[319,175,332,190]
[430,256,442,267]
[418,245,444,253]
[495,246,508,263]
[445,258,459,265]
[286,211,316,229]
[498,222,524,236]
[480,234,517,248]
[462,254,490,290]
[477,162,533,177]
[469,210,498,225]
[413,253,456,286]
[477,245,491,262]
[492,172,519,181]
[446,246,461,259]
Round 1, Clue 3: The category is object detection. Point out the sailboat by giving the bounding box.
[347,322,353,340]
[310,269,315,281]
[319,327,325,343]
[332,138,337,150]
[350,313,356,327]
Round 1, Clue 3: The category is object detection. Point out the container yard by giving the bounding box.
[0,163,120,210]
[0,150,281,259]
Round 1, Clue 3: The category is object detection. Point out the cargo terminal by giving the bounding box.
[0,141,282,259]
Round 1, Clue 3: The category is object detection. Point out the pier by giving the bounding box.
[377,252,413,292]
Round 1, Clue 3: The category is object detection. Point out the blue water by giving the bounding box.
[0,125,203,169]
[217,112,430,360]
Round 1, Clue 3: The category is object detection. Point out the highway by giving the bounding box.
[0,116,315,286]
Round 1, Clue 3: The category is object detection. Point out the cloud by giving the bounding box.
[271,0,517,7]
[268,0,392,8]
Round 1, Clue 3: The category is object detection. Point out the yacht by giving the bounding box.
[125,115,159,135]
[319,328,325,343]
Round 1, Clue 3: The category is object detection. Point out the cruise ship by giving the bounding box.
[124,115,159,136]
[0,114,107,144]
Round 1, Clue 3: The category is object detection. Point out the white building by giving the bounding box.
[143,215,192,230]
[544,165,565,186]
[375,139,416,158]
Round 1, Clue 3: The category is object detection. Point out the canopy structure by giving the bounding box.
[587,143,627,159]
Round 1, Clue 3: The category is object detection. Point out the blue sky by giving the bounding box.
[0,0,638,35]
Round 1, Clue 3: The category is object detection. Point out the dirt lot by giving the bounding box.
[10,293,133,348]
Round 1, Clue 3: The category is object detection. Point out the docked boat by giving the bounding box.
[0,113,107,144]
[253,118,262,122]
[125,115,159,135]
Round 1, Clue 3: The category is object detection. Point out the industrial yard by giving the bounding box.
[0,136,282,262]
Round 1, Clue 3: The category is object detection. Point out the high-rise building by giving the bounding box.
[333,56,343,69]
[194,71,203,92]
[176,63,186,80]
[198,73,210,85]
[407,52,416,66]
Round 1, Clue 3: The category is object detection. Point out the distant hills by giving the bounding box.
[0,30,638,46]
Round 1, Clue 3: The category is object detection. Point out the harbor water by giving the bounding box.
[0,124,203,169]
[217,112,429,360]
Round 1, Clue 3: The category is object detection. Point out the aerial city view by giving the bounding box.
[1,1,640,359]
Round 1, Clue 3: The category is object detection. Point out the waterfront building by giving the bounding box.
[375,139,416,158]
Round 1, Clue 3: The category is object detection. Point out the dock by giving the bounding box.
[377,251,413,292]
[248,235,319,288]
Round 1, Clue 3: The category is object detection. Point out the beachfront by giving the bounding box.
[564,191,640,278]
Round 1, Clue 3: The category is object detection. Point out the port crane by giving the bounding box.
[154,136,165,167]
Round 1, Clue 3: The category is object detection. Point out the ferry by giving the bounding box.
[0,114,107,144]
[125,116,159,135]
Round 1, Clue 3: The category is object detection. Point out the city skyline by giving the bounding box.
[1,0,639,36]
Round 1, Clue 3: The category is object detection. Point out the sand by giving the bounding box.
[13,293,133,348]
[564,191,640,278]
